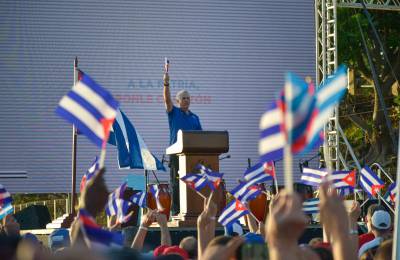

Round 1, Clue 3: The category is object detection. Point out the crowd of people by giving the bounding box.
[0,166,395,260]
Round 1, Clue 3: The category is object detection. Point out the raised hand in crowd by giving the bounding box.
[202,235,244,260]
[131,209,157,250]
[265,190,317,260]
[319,181,358,260]
[156,211,172,246]
[197,190,218,259]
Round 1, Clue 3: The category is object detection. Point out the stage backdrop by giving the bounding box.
[0,0,318,193]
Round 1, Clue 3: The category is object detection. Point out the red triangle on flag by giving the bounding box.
[263,162,275,177]
[371,184,384,196]
[342,170,356,187]
[213,179,221,189]
[235,200,247,211]
[101,118,115,148]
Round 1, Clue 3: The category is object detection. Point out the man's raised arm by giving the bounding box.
[163,73,173,113]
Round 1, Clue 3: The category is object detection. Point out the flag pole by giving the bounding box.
[283,78,294,194]
[273,161,279,195]
[392,123,400,259]
[71,57,78,216]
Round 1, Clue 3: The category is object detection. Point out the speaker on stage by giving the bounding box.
[14,205,52,230]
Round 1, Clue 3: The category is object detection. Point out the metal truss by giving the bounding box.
[315,0,400,170]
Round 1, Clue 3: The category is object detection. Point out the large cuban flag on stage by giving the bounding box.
[108,109,165,171]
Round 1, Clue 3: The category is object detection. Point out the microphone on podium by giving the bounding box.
[219,154,231,161]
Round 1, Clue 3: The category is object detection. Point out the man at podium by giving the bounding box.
[163,71,202,215]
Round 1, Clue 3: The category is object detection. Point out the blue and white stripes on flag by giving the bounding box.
[305,66,348,150]
[300,167,327,186]
[80,157,99,192]
[230,182,262,203]
[218,200,249,227]
[180,174,210,192]
[196,164,224,190]
[108,109,165,171]
[259,102,285,163]
[384,182,397,204]
[281,72,316,153]
[0,184,13,206]
[303,198,319,214]
[56,71,119,148]
[300,168,355,193]
[78,209,123,250]
[259,72,315,163]
[105,198,132,224]
[360,166,385,197]
[243,163,274,183]
[131,191,147,208]
[0,203,14,221]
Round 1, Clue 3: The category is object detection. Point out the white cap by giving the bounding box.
[371,210,391,230]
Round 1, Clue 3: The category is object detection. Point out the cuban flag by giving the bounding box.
[384,183,397,204]
[230,183,262,203]
[56,71,119,148]
[243,163,274,184]
[149,184,164,210]
[303,198,319,214]
[80,157,99,192]
[331,170,356,189]
[259,73,315,163]
[0,184,13,206]
[305,66,348,150]
[131,191,147,208]
[196,164,224,190]
[108,109,165,171]
[105,198,133,224]
[78,209,123,249]
[300,167,327,186]
[218,199,249,227]
[360,166,385,197]
[0,203,13,221]
[180,174,210,192]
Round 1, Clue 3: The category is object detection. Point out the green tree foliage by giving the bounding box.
[337,8,400,173]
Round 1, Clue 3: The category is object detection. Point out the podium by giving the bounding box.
[166,130,229,227]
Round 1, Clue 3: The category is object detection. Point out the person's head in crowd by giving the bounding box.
[48,228,70,251]
[1,214,20,237]
[374,239,393,260]
[370,210,392,237]
[365,204,385,232]
[310,242,333,260]
[154,245,189,260]
[179,236,197,259]
[175,90,190,112]
[203,236,244,260]
[49,246,106,260]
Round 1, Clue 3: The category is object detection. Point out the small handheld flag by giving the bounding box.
[78,209,123,249]
[105,198,133,224]
[0,184,13,206]
[360,166,385,197]
[80,157,99,192]
[384,183,397,204]
[218,199,249,227]
[0,203,13,221]
[131,191,147,208]
[180,174,210,192]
